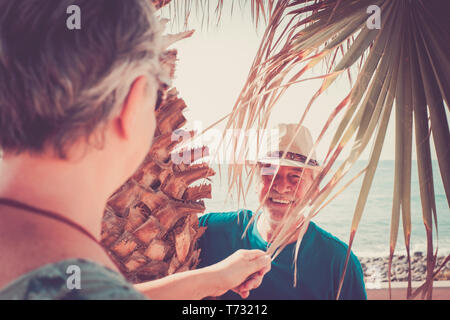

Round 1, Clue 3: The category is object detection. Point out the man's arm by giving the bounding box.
[337,255,367,300]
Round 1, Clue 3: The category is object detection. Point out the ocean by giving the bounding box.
[203,160,450,258]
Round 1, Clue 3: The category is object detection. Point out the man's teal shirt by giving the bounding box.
[198,210,367,300]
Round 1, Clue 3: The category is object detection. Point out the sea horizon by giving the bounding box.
[202,159,450,258]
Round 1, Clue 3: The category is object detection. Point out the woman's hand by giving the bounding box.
[207,249,271,298]
[231,268,269,299]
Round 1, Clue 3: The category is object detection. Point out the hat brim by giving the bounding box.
[256,157,322,171]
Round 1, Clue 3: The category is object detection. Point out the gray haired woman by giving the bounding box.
[0,0,270,300]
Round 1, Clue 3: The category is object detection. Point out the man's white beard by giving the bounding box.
[261,210,280,225]
[260,206,306,229]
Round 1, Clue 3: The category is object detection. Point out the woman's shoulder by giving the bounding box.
[0,258,147,300]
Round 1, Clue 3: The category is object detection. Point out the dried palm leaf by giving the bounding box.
[162,0,449,299]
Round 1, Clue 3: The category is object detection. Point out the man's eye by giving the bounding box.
[261,166,277,176]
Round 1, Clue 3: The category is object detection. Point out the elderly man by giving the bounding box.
[198,124,367,300]
[0,0,270,300]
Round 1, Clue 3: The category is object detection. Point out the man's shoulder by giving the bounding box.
[308,222,361,266]
[199,209,254,228]
[197,210,256,267]
[306,222,366,299]
[309,222,347,250]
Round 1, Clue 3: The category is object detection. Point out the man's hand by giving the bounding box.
[207,249,271,298]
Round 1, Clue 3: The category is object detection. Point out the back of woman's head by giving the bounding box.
[0,0,162,159]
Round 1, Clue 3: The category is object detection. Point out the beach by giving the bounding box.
[359,252,450,283]
[361,252,450,299]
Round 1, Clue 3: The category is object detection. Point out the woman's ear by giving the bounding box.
[116,76,149,140]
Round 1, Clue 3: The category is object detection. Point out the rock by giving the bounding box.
[359,254,450,283]
[414,264,426,274]
[397,275,408,281]
[394,265,406,274]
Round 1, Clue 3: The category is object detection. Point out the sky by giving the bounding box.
[161,3,442,162]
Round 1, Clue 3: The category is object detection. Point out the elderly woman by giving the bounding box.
[0,0,270,300]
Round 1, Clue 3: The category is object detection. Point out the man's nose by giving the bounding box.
[272,175,292,194]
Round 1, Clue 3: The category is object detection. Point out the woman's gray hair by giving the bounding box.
[0,0,164,158]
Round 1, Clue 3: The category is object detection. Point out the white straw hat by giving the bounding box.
[257,123,321,171]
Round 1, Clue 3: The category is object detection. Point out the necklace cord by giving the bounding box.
[0,198,100,245]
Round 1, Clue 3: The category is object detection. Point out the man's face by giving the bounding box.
[258,164,315,222]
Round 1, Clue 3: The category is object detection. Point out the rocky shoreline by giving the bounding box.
[358,252,450,283]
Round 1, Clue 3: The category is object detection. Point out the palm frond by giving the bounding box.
[212,0,448,299]
[162,0,450,299]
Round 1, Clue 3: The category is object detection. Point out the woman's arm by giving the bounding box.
[134,265,219,300]
[135,249,271,300]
